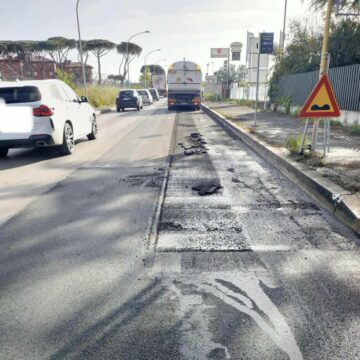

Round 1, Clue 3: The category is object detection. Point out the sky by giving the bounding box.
[0,0,318,82]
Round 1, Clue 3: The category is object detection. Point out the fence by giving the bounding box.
[278,64,360,112]
[230,83,268,102]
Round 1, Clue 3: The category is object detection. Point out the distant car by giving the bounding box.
[137,89,153,105]
[0,79,97,157]
[148,88,160,101]
[116,89,142,112]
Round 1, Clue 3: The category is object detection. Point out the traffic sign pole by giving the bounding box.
[254,35,261,127]
[227,49,230,99]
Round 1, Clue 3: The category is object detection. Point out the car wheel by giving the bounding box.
[87,116,98,140]
[121,108,125,112]
[116,107,120,112]
[0,148,9,157]
[60,122,74,155]
[137,105,140,111]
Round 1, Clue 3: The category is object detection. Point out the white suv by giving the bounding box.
[0,79,97,156]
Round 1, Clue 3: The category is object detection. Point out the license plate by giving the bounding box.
[123,97,130,100]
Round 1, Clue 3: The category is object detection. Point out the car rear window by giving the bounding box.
[138,90,147,95]
[0,86,41,104]
[119,90,135,97]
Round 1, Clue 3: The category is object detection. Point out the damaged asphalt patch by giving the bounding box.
[156,110,357,253]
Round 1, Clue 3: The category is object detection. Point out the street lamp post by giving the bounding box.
[126,31,150,87]
[76,0,87,97]
[154,58,166,75]
[144,49,161,88]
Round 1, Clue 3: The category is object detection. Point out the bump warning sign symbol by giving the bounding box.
[299,74,340,118]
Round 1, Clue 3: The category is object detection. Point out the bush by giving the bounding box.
[285,135,308,154]
[55,68,77,90]
[76,85,119,108]
[276,96,292,114]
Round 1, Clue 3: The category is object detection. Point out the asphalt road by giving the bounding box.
[0,100,359,360]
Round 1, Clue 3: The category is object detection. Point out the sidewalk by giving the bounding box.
[206,101,360,195]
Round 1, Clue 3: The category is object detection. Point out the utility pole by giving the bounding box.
[311,0,333,152]
[282,0,288,49]
[76,0,87,97]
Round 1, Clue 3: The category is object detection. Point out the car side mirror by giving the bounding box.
[80,96,88,103]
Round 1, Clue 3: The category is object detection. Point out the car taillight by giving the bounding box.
[169,98,176,104]
[192,97,201,104]
[33,105,54,117]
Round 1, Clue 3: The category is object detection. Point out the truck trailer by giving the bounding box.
[167,61,202,111]
[151,74,167,97]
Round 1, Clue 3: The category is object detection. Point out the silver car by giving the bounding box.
[137,89,153,105]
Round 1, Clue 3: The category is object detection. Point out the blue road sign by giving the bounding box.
[260,33,274,54]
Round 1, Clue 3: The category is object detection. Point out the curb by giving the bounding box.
[202,104,360,236]
[95,107,114,116]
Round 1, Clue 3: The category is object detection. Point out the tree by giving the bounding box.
[107,74,123,85]
[86,39,115,85]
[215,64,236,82]
[116,42,142,86]
[306,0,359,11]
[76,40,90,66]
[236,65,247,82]
[31,41,51,79]
[140,64,165,75]
[46,37,76,69]
[55,68,76,90]
[0,41,12,58]
[139,66,151,86]
[329,19,360,66]
[268,20,322,102]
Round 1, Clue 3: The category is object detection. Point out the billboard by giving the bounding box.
[211,48,229,58]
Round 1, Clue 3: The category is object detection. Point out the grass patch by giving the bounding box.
[76,85,119,108]
[349,123,360,136]
[285,135,309,154]
[227,99,254,107]
[318,119,343,127]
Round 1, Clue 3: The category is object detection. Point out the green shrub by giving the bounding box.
[285,135,308,154]
[349,123,360,136]
[55,68,77,90]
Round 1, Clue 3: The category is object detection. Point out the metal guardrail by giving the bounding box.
[279,64,360,112]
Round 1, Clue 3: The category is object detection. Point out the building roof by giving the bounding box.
[31,56,55,63]
[64,62,93,69]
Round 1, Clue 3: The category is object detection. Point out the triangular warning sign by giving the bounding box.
[299,74,340,118]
